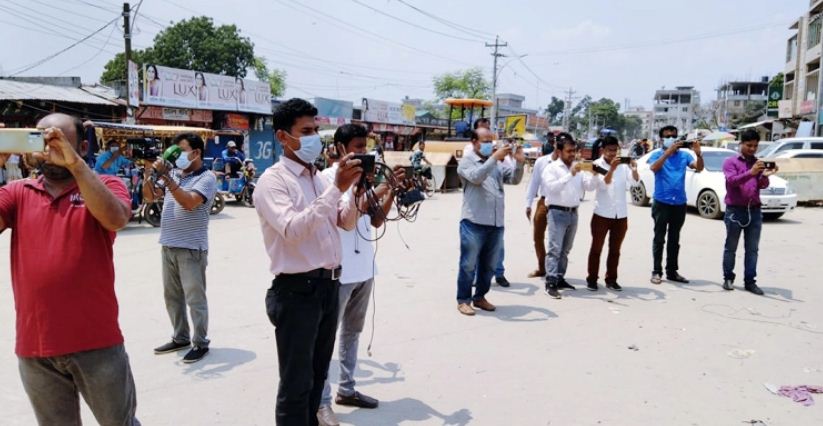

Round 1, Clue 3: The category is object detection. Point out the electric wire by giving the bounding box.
[349,0,486,43]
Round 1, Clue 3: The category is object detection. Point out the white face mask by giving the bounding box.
[110,146,119,153]
[175,151,192,170]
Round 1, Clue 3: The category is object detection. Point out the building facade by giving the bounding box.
[624,106,654,139]
[717,78,769,126]
[652,86,700,135]
[783,2,822,133]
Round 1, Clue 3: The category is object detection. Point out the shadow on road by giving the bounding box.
[758,286,804,303]
[180,347,256,379]
[487,304,556,322]
[328,359,405,389]
[561,279,667,303]
[339,398,472,426]
[494,282,539,296]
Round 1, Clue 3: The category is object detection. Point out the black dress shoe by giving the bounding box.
[154,340,190,354]
[745,283,764,296]
[336,391,379,409]
[495,276,511,287]
[545,285,561,299]
[666,273,689,284]
[586,280,598,291]
[722,280,734,291]
[606,282,623,292]
[557,279,576,291]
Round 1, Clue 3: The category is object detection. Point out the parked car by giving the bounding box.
[772,149,823,159]
[757,137,823,158]
[631,147,798,220]
[756,141,774,154]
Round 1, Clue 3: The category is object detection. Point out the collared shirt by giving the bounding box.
[0,175,129,357]
[253,156,358,276]
[541,160,596,208]
[592,157,639,219]
[647,149,694,205]
[723,155,770,207]
[525,155,554,208]
[159,167,217,251]
[93,151,131,176]
[457,149,523,227]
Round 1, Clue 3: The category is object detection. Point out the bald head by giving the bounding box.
[476,128,493,142]
[36,113,85,148]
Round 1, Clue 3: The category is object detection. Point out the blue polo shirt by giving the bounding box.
[647,149,693,205]
[94,151,131,176]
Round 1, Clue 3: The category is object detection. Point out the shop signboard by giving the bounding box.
[143,64,271,114]
[362,98,415,125]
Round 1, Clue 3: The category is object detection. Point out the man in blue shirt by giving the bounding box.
[94,140,131,176]
[221,141,245,178]
[647,126,704,285]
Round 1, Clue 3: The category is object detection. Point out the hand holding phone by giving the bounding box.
[0,128,45,153]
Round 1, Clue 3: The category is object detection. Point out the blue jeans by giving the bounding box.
[545,209,579,283]
[495,229,505,278]
[723,206,762,284]
[457,220,504,304]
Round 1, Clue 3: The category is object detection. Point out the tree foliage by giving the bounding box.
[546,96,565,125]
[100,16,286,95]
[432,68,490,100]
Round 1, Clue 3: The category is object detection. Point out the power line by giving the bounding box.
[59,21,119,75]
[69,0,119,13]
[349,0,485,43]
[9,17,119,76]
[394,0,495,39]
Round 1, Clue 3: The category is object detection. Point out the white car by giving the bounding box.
[757,137,823,158]
[631,147,798,220]
[772,149,823,159]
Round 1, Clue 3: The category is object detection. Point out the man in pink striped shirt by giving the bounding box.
[253,98,362,426]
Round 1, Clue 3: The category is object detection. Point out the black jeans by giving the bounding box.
[651,201,687,276]
[266,275,340,426]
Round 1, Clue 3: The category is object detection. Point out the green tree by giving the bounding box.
[101,17,285,95]
[770,72,784,87]
[546,96,565,125]
[253,57,287,97]
[432,67,490,100]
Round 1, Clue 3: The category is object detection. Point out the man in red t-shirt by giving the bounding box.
[0,113,139,425]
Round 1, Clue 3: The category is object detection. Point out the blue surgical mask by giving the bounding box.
[175,152,192,169]
[662,137,676,149]
[286,133,323,164]
[479,142,494,157]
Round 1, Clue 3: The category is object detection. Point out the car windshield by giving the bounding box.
[699,151,735,172]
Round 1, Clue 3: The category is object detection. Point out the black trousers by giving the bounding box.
[266,275,340,426]
[651,201,687,276]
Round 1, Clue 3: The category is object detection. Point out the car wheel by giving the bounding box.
[763,212,784,221]
[211,192,225,215]
[697,190,722,219]
[631,182,650,206]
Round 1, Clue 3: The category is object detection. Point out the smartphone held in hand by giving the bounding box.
[0,128,45,153]
[578,160,594,172]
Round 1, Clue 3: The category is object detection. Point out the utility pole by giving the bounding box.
[122,2,133,122]
[562,87,576,131]
[486,35,507,135]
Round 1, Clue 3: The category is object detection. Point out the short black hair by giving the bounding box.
[601,136,620,148]
[659,125,678,138]
[173,133,205,153]
[468,130,479,141]
[273,98,318,133]
[546,132,556,143]
[555,132,576,151]
[333,123,368,148]
[541,142,554,156]
[473,117,490,129]
[740,129,760,143]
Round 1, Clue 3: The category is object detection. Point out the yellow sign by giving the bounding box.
[504,115,527,136]
[401,103,416,123]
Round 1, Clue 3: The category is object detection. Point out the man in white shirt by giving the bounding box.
[525,136,558,278]
[317,124,399,426]
[540,133,596,299]
[586,136,639,292]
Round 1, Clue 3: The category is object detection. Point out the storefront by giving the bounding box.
[360,98,417,151]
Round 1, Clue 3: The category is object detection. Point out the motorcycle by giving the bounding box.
[120,165,163,227]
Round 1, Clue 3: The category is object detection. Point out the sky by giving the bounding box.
[0,0,810,112]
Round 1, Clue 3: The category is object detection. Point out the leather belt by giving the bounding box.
[548,205,577,212]
[277,267,342,281]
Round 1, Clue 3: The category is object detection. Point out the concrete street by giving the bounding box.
[2,176,822,425]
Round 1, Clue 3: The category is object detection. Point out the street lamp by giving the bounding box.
[491,54,527,133]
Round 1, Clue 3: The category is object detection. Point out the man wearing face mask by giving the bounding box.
[647,125,704,285]
[94,140,132,176]
[253,98,362,425]
[0,113,139,425]
[455,128,520,316]
[143,133,217,364]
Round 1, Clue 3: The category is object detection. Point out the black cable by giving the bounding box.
[349,0,486,43]
[394,0,495,39]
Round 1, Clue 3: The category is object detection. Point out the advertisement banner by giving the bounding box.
[143,64,270,114]
[767,82,782,117]
[315,97,353,121]
[362,98,415,125]
[800,100,816,115]
[127,60,140,107]
[778,100,793,119]
[504,115,527,136]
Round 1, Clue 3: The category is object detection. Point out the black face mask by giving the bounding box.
[40,164,72,181]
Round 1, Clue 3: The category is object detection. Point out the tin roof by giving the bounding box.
[0,79,119,106]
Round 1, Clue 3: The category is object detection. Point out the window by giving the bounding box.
[809,14,822,49]
[682,107,688,112]
[787,35,798,62]
[810,142,823,149]
[777,142,804,153]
